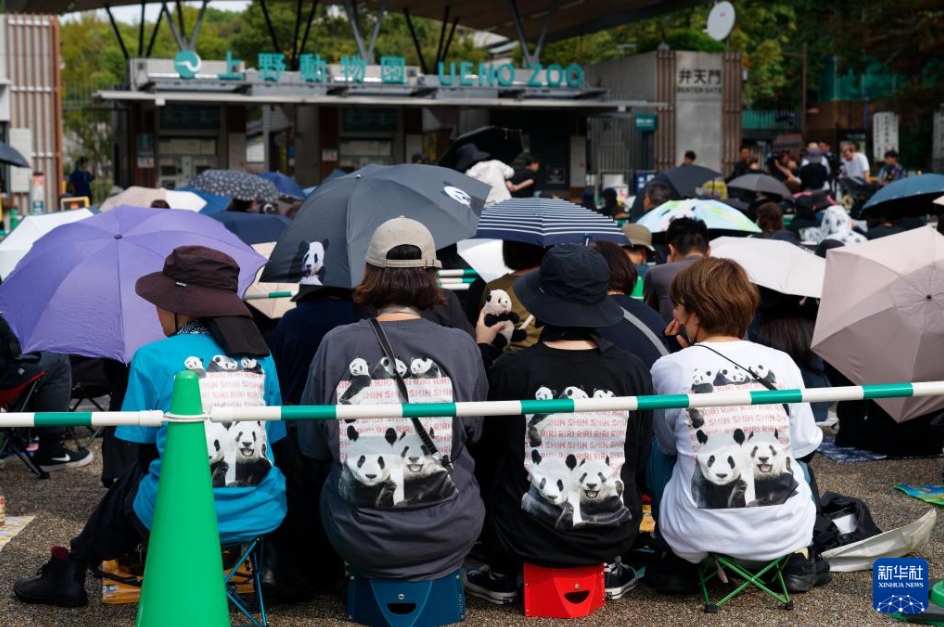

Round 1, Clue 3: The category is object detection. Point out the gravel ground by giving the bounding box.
[0,435,938,627]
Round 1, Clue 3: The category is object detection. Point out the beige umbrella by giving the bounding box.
[99,187,206,212]
[245,242,297,319]
[812,226,944,422]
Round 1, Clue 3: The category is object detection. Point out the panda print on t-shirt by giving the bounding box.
[335,356,458,509]
[186,355,274,488]
[686,361,799,509]
[521,385,631,531]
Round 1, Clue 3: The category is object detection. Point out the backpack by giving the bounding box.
[813,491,882,553]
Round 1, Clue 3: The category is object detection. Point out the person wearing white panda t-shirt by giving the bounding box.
[647,257,826,596]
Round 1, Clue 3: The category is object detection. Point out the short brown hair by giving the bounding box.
[670,257,758,337]
[353,244,447,310]
[756,202,783,235]
[591,240,638,294]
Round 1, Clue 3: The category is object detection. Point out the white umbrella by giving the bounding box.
[0,209,94,278]
[457,239,512,283]
[99,187,206,212]
[244,242,297,319]
[710,236,825,298]
[812,226,944,422]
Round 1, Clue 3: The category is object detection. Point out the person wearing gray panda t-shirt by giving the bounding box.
[299,218,487,582]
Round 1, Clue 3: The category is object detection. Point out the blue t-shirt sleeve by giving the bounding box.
[116,349,160,444]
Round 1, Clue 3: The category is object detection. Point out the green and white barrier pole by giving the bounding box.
[244,290,297,300]
[3,381,944,428]
[210,381,944,423]
[438,269,478,278]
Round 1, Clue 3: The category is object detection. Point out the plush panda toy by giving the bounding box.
[481,289,527,349]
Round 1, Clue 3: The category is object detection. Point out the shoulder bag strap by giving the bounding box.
[694,343,790,416]
[620,307,670,358]
[367,318,453,473]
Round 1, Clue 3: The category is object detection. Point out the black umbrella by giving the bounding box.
[727,173,792,200]
[261,164,490,287]
[437,126,523,170]
[0,141,29,168]
[659,164,723,197]
[189,169,280,203]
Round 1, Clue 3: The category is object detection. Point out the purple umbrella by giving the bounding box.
[0,205,266,363]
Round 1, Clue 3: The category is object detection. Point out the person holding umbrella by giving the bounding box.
[298,217,487,584]
[456,144,516,205]
[14,246,287,608]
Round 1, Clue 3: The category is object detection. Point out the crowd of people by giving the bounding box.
[3,140,936,617]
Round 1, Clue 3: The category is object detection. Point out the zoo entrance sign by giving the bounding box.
[173,50,585,89]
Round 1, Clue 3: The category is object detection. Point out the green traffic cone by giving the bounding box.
[135,370,230,627]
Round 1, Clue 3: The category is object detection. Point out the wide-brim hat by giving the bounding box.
[621,223,655,251]
[514,244,622,328]
[455,143,492,172]
[136,245,252,318]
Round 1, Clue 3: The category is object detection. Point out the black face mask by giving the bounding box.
[678,322,691,344]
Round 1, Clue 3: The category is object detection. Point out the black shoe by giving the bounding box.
[34,446,93,473]
[604,557,639,600]
[14,547,89,608]
[646,551,698,595]
[780,551,831,593]
[463,566,518,605]
[259,543,321,602]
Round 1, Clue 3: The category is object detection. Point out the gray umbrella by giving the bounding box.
[728,173,792,199]
[189,169,279,203]
[0,141,29,168]
[261,164,490,287]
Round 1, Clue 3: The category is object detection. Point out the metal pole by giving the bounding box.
[532,0,558,66]
[295,0,321,69]
[291,0,304,64]
[434,5,450,66]
[104,5,130,61]
[260,0,283,53]
[160,1,185,51]
[145,4,166,58]
[503,0,533,67]
[138,0,146,56]
[441,17,459,63]
[188,0,210,51]
[174,0,186,42]
[365,0,388,64]
[403,8,428,75]
[341,0,369,61]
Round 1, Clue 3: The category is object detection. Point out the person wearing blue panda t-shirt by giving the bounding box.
[14,246,287,609]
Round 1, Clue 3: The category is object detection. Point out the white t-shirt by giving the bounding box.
[466,159,514,205]
[651,340,822,563]
[842,152,870,180]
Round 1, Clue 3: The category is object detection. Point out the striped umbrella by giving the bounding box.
[636,198,761,234]
[473,197,629,246]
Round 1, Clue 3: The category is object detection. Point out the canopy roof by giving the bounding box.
[14,0,698,45]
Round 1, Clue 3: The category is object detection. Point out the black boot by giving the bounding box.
[14,547,89,607]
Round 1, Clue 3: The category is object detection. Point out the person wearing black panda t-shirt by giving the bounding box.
[465,245,654,605]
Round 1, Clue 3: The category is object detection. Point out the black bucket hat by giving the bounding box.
[514,244,622,328]
[135,245,252,318]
